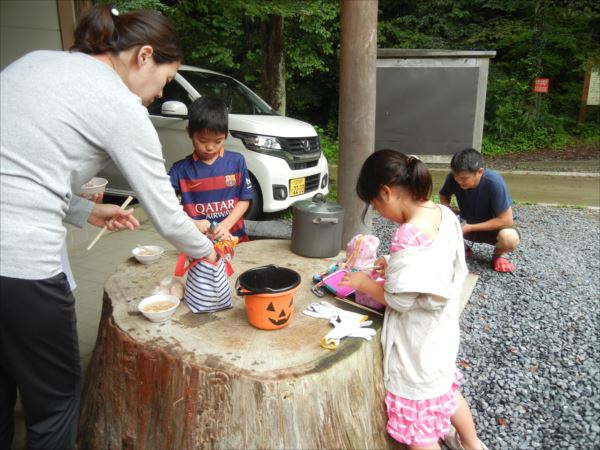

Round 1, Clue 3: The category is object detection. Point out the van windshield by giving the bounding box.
[181,70,278,116]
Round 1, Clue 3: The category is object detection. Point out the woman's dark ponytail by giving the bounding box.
[71,5,182,64]
[71,5,118,55]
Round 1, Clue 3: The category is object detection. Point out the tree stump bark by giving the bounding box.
[78,239,401,449]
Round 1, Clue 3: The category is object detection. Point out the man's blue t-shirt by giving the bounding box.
[439,169,512,224]
[169,151,254,240]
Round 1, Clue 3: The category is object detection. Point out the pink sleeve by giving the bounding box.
[390,223,432,253]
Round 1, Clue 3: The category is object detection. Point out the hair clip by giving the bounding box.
[111,7,120,16]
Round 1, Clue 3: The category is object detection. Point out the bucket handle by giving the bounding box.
[235,264,296,295]
[312,217,338,224]
[234,277,247,297]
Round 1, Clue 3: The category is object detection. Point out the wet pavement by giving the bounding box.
[429,168,600,207]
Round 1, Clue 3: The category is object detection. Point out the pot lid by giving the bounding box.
[293,193,344,214]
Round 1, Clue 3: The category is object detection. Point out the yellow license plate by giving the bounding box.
[290,177,306,197]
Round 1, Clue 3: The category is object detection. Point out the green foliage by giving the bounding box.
[314,125,339,164]
[378,0,600,155]
[99,0,599,158]
[95,0,173,14]
[572,122,600,144]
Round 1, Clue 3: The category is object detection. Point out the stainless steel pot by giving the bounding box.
[291,194,344,258]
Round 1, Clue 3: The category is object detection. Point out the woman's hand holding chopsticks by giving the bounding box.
[87,202,140,231]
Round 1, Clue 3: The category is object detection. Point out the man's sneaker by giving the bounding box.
[443,425,489,450]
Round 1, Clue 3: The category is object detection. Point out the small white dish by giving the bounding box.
[138,294,180,322]
[80,177,108,195]
[132,245,164,264]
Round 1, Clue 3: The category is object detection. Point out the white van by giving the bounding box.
[100,65,329,219]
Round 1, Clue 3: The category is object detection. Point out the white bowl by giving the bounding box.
[138,294,180,322]
[80,177,108,195]
[132,245,164,264]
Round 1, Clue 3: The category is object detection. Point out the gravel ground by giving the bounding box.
[372,205,600,449]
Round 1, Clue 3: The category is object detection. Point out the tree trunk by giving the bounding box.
[78,240,401,450]
[261,15,286,115]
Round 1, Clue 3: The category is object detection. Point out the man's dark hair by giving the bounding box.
[450,148,484,173]
[187,97,228,137]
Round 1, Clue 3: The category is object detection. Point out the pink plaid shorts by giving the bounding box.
[385,370,463,447]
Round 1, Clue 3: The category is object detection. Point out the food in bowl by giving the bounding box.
[143,300,176,313]
[138,294,180,322]
[79,177,108,195]
[132,245,164,264]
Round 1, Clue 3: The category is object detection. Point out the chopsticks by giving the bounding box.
[86,196,133,251]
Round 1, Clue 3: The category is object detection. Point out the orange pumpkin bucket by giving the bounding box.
[236,265,301,330]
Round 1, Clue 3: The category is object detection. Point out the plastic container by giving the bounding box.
[236,265,301,330]
[80,177,108,195]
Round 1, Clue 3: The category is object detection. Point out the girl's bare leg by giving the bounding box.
[450,391,481,449]
[409,442,441,450]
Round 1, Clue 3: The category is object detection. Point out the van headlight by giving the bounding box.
[230,131,282,153]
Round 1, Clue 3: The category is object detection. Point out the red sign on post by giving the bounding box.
[534,77,550,94]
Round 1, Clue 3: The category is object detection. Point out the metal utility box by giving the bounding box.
[375,49,496,159]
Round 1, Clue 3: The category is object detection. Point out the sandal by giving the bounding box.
[444,425,489,450]
[492,256,515,273]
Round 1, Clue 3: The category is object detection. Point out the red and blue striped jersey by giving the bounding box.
[169,151,254,240]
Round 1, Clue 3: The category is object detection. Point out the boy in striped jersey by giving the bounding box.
[169,97,254,242]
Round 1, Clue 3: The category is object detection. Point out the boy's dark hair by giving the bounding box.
[187,97,228,137]
[450,148,484,173]
[356,149,432,221]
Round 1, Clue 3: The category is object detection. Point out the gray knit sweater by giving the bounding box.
[0,50,213,280]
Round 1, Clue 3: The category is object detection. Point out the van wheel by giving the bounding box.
[245,175,263,220]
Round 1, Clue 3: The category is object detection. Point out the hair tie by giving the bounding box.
[111,7,120,16]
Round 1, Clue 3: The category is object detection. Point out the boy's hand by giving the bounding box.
[193,219,212,234]
[209,222,232,242]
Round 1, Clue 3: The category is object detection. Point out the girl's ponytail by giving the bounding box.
[407,155,432,202]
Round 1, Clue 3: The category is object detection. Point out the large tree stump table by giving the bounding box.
[78,239,400,450]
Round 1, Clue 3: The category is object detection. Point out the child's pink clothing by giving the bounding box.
[385,370,462,447]
[381,208,467,446]
[390,223,432,253]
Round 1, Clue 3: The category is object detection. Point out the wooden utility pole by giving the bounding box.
[338,0,378,246]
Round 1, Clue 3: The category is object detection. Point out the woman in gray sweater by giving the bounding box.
[0,5,215,449]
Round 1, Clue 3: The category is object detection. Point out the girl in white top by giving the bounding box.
[341,150,487,450]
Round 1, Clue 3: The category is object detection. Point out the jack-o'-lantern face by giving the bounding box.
[266,298,294,326]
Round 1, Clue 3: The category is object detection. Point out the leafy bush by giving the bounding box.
[315,125,339,164]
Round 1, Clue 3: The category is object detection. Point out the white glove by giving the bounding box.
[302,301,344,320]
[321,310,375,350]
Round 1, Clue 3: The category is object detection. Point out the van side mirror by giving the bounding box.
[161,101,188,118]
